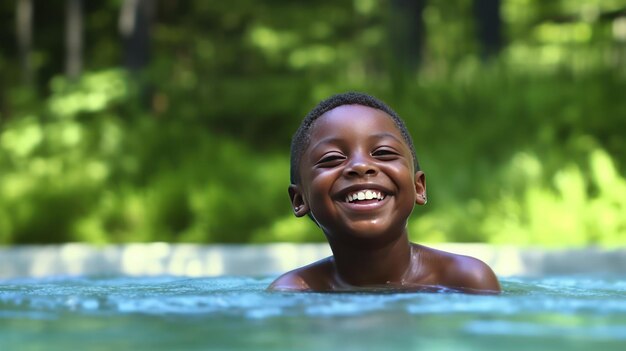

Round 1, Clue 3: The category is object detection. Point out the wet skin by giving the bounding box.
[269,104,501,294]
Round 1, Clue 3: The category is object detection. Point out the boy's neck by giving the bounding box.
[328,233,416,287]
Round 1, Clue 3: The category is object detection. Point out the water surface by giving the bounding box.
[0,275,624,350]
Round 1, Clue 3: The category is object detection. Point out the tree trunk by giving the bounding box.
[119,0,154,72]
[388,0,426,91]
[65,0,83,81]
[473,0,502,60]
[16,0,33,86]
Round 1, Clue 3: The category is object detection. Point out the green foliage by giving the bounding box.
[0,70,303,244]
[404,67,626,247]
[481,147,626,246]
[0,0,625,246]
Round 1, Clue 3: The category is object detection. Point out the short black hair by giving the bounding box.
[290,92,419,184]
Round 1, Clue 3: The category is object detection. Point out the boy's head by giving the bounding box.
[290,92,419,185]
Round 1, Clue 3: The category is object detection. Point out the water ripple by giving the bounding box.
[0,275,624,320]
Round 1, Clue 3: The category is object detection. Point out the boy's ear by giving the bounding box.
[288,184,310,217]
[414,171,427,205]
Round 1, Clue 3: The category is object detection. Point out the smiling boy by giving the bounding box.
[268,92,501,294]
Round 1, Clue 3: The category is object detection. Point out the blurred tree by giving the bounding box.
[388,0,426,90]
[65,0,83,81]
[473,0,502,60]
[16,0,33,85]
[119,0,155,108]
[119,0,154,72]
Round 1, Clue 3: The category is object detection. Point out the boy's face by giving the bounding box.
[290,104,426,244]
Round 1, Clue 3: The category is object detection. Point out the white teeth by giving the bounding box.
[345,190,385,203]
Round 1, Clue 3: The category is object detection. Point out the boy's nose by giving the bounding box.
[344,156,378,178]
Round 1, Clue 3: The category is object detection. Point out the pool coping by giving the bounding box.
[0,243,624,279]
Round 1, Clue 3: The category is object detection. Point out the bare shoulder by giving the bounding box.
[419,245,501,294]
[266,257,333,292]
[444,251,501,293]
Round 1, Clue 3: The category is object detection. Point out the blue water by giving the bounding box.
[0,275,624,350]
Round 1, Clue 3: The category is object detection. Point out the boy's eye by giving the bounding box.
[316,153,345,165]
[372,148,398,158]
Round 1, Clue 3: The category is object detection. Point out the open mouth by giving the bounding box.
[344,189,387,204]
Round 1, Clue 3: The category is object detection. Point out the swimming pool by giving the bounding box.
[1,275,624,350]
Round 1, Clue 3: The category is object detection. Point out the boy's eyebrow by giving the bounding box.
[370,132,404,143]
[308,137,343,154]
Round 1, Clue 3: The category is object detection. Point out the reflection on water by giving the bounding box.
[0,275,624,350]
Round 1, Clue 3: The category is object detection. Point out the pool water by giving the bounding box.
[0,275,624,350]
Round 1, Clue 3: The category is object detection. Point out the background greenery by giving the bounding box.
[1,0,625,246]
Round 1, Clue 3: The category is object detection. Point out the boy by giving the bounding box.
[268,92,500,294]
